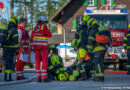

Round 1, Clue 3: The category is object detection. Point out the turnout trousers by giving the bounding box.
[78,60,93,79]
[93,50,105,78]
[3,47,15,73]
[127,49,130,72]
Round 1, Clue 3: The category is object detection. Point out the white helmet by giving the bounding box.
[37,16,48,22]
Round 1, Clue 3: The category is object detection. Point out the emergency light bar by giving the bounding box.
[86,10,92,13]
[85,9,128,15]
[120,9,127,13]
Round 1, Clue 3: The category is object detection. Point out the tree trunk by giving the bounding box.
[24,0,27,19]
[10,0,14,17]
[30,0,33,29]
[46,0,50,29]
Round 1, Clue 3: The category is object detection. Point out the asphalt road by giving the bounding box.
[0,74,130,90]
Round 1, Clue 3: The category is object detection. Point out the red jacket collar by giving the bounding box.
[17,25,25,30]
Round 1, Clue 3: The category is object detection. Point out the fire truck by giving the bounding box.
[84,5,129,70]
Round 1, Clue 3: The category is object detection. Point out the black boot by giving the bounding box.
[81,72,88,80]
[42,78,51,82]
[4,73,8,81]
[21,77,27,80]
[37,78,42,82]
[93,77,104,82]
[17,78,22,80]
[127,72,130,75]
[0,69,2,73]
[8,73,13,81]
[87,72,92,79]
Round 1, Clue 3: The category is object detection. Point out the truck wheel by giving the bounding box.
[119,61,125,71]
[0,69,2,73]
[114,64,117,71]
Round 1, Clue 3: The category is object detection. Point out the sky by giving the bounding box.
[0,0,64,22]
[0,0,10,20]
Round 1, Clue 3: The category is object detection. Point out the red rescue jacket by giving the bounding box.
[17,25,30,53]
[30,23,52,49]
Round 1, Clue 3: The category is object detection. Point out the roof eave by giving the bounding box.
[50,0,72,23]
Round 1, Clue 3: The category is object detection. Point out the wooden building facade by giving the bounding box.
[49,0,130,44]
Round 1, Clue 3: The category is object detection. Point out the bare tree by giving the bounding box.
[30,0,33,29]
[10,0,14,17]
[24,0,27,19]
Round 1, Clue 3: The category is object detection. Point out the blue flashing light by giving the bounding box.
[120,9,127,13]
[86,9,92,13]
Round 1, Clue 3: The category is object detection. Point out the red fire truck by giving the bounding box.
[84,5,129,70]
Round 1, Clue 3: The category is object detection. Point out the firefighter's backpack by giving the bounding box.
[96,35,109,44]
[0,24,8,43]
[95,26,111,44]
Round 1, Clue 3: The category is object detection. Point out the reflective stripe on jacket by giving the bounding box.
[30,23,52,49]
[4,22,19,48]
[17,25,29,53]
[123,31,130,49]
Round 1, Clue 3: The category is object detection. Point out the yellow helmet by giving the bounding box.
[87,18,98,28]
[82,15,90,22]
[58,72,69,81]
[9,16,19,25]
[69,75,76,81]
[128,24,130,29]
[72,70,79,77]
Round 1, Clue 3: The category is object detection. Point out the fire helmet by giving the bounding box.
[128,24,130,29]
[9,16,19,25]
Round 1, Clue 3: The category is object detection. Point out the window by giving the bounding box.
[87,0,94,6]
[104,0,111,5]
[89,15,127,29]
[83,0,97,6]
[72,19,76,30]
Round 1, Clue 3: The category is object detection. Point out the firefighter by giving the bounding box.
[68,48,93,81]
[30,16,52,82]
[16,18,30,80]
[70,15,93,81]
[47,49,64,80]
[3,16,19,81]
[76,48,93,80]
[123,24,130,74]
[0,19,8,73]
[71,15,90,49]
[0,18,8,48]
[0,49,3,73]
[86,18,111,81]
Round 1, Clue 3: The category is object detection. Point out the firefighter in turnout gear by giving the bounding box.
[0,19,8,48]
[16,18,30,80]
[30,16,52,82]
[47,49,64,81]
[72,48,93,81]
[86,18,111,81]
[0,19,8,73]
[3,16,19,81]
[123,24,130,75]
[70,15,93,81]
[72,15,90,49]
